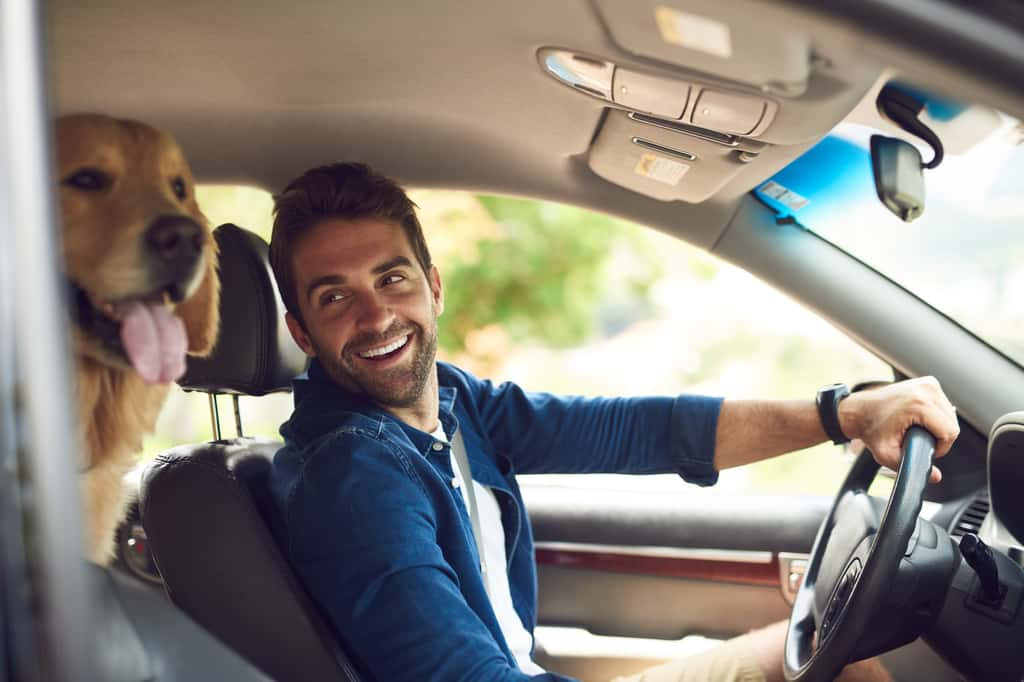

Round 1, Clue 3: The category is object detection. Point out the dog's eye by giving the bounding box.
[63,168,109,192]
[171,177,187,201]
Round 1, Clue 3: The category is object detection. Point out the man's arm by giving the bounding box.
[713,376,960,482]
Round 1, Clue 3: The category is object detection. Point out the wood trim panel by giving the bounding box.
[535,547,781,587]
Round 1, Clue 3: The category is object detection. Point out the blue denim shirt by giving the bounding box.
[270,359,722,681]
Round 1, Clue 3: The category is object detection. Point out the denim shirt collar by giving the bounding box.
[295,359,510,491]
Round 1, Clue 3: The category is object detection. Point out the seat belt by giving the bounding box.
[451,429,488,586]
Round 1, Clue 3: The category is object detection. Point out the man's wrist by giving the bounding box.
[816,383,851,445]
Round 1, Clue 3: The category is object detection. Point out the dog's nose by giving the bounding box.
[145,215,203,266]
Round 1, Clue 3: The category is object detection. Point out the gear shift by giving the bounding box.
[960,533,1003,605]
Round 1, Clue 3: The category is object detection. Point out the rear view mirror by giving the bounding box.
[870,135,925,222]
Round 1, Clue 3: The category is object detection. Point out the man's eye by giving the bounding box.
[382,274,405,286]
[320,292,348,306]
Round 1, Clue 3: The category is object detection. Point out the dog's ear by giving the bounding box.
[179,236,220,356]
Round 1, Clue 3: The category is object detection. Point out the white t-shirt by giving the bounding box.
[432,424,545,675]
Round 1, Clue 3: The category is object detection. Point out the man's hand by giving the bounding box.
[838,376,959,483]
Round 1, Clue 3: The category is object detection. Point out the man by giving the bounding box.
[267,162,959,682]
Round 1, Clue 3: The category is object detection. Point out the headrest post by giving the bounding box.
[208,393,222,441]
[232,395,244,438]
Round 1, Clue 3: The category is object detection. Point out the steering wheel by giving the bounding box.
[783,426,936,682]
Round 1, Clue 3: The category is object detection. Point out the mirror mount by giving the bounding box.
[877,84,944,169]
[870,85,947,222]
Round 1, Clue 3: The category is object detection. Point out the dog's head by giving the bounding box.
[56,114,219,383]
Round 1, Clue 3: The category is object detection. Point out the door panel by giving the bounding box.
[522,483,960,682]
[537,566,789,640]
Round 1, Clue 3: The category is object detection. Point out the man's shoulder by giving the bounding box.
[276,413,399,473]
[284,379,385,444]
[271,420,424,510]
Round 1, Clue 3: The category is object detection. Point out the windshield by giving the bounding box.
[756,110,1024,367]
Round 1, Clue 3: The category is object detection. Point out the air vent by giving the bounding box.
[951,492,990,537]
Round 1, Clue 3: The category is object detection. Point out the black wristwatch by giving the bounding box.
[816,383,851,445]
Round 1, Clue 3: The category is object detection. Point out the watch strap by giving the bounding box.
[816,383,851,445]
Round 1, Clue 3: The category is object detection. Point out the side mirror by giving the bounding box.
[870,135,925,223]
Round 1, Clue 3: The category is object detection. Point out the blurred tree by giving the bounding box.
[427,195,663,361]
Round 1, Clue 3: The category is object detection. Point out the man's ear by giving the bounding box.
[285,312,316,357]
[430,265,444,316]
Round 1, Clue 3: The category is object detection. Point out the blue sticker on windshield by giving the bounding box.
[755,134,873,223]
[758,180,809,212]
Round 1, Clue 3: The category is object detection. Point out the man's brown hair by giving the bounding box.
[269,162,432,327]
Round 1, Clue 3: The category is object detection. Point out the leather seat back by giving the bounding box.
[139,224,365,681]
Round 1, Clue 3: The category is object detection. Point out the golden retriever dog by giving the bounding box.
[56,114,219,563]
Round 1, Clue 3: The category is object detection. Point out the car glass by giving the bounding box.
[756,114,1024,369]
[149,185,889,497]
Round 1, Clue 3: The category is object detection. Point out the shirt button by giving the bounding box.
[432,441,444,451]
[451,477,460,489]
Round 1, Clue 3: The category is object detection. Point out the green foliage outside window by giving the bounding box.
[436,195,664,355]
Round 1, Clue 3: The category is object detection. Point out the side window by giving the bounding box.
[413,191,890,496]
[144,186,889,500]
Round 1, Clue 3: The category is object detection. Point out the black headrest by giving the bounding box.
[179,224,306,396]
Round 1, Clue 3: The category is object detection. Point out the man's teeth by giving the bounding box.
[359,335,409,359]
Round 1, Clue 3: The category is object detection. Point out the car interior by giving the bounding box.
[1,0,1023,680]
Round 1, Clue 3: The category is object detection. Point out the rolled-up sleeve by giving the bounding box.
[670,394,721,486]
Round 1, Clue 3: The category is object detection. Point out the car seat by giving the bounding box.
[139,223,365,681]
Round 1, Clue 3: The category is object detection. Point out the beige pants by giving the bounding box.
[609,635,765,682]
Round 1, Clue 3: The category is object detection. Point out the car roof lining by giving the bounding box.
[48,1,1024,429]
[50,1,1023,223]
[50,0,899,249]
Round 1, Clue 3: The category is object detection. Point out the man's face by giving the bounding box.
[286,218,443,410]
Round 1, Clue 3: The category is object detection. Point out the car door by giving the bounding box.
[525,482,823,679]
[524,474,969,682]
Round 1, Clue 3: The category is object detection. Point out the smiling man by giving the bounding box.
[267,162,959,682]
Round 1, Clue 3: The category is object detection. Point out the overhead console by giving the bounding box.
[540,49,777,138]
[541,48,773,202]
[587,109,766,202]
[540,1,883,203]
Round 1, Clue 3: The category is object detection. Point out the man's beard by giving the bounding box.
[313,318,438,410]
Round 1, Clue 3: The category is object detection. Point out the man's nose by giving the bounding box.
[355,293,395,332]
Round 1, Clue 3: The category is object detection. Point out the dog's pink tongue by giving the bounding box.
[120,302,188,384]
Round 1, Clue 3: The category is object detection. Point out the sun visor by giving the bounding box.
[594,0,812,96]
[588,109,765,202]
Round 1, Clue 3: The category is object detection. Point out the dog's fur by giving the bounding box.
[57,114,219,563]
